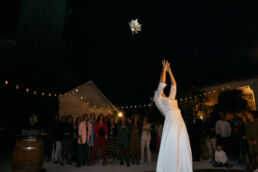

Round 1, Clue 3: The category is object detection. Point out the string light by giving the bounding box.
[118,112,123,117]
[1,79,234,110]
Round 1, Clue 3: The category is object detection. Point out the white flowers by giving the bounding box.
[129,19,142,35]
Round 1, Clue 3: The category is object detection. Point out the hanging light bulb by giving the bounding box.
[49,93,52,97]
[42,92,45,96]
[5,81,8,85]
[118,112,123,118]
[26,88,29,93]
[33,91,37,95]
[16,85,19,89]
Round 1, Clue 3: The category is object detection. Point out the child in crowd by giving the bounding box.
[213,144,233,168]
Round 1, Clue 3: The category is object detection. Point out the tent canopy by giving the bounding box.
[58,80,118,119]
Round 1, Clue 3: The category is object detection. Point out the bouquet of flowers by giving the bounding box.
[129,19,142,35]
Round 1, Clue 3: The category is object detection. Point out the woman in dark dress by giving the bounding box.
[73,116,81,162]
[106,116,117,164]
[61,115,74,165]
[117,116,130,166]
[130,114,141,164]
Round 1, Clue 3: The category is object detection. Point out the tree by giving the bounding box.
[214,89,249,114]
[178,86,208,121]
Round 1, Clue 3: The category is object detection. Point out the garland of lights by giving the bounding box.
[2,80,232,110]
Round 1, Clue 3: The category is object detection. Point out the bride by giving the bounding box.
[154,60,193,172]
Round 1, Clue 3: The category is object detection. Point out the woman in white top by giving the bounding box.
[140,116,152,163]
[154,60,192,172]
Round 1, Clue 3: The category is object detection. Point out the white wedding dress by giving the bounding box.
[154,82,192,172]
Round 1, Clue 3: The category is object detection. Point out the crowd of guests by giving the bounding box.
[46,113,163,167]
[187,110,258,171]
[45,110,257,171]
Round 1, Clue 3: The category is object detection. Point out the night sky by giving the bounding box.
[2,1,258,106]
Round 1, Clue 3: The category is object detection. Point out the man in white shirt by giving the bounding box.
[215,113,231,154]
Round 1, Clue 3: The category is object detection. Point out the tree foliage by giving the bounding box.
[214,89,248,114]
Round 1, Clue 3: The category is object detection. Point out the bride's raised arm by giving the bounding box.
[167,63,177,99]
[160,60,168,84]
[154,60,169,101]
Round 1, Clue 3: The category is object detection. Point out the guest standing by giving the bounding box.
[93,114,108,165]
[106,116,117,164]
[73,116,81,162]
[140,116,152,163]
[155,121,163,152]
[239,115,251,170]
[215,112,231,154]
[61,115,74,165]
[77,114,92,167]
[88,113,95,165]
[187,112,202,161]
[130,114,141,165]
[117,116,130,166]
[51,113,63,164]
[246,111,258,171]
[203,117,216,161]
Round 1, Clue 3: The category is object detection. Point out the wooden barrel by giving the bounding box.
[12,137,44,172]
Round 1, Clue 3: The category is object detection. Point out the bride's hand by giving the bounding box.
[162,60,169,70]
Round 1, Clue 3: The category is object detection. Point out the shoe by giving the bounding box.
[77,164,81,168]
[54,161,58,164]
[132,159,135,164]
[68,161,72,165]
[127,160,130,167]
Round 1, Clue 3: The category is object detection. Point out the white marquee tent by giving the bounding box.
[58,80,119,119]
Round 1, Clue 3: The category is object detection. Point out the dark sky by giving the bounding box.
[2,1,258,105]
